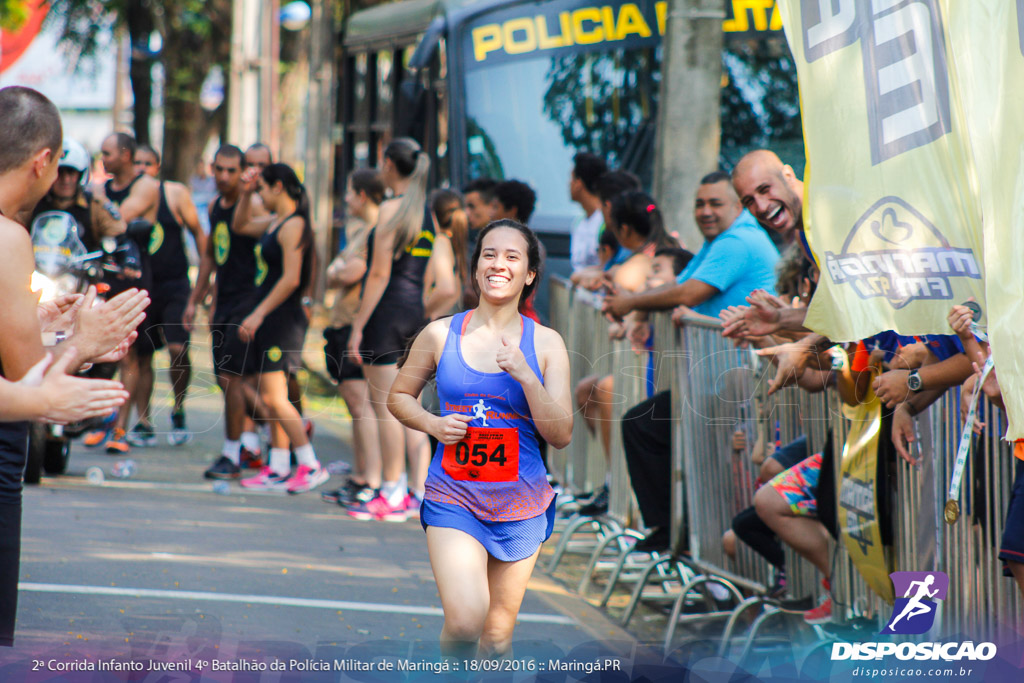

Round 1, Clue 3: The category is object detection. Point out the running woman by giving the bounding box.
[388,220,572,658]
[345,138,436,521]
[234,162,327,493]
[130,144,207,446]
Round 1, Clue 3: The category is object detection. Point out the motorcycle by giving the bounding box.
[25,211,149,484]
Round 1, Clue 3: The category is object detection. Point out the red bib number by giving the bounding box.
[442,427,519,482]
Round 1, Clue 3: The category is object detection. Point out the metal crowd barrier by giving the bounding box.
[656,315,826,652]
[897,391,1024,641]
[546,279,1024,654]
[547,278,645,575]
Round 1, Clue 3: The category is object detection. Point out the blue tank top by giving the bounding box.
[424,310,555,522]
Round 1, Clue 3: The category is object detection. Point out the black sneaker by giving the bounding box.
[204,456,241,480]
[577,485,609,516]
[633,527,670,553]
[321,487,345,504]
[126,422,157,447]
[338,482,375,508]
[321,479,362,504]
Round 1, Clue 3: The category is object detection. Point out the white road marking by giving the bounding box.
[18,582,575,625]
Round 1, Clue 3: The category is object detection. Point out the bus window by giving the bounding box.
[462,38,802,224]
[464,45,659,219]
[353,53,372,131]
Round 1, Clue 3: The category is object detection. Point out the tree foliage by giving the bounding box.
[539,39,804,183]
[48,0,231,181]
[1,0,31,32]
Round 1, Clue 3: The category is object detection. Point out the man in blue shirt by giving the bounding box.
[589,172,779,543]
[602,171,779,320]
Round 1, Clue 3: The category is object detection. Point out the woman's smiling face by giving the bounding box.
[475,227,535,306]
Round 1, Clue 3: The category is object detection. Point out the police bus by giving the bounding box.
[337,0,802,307]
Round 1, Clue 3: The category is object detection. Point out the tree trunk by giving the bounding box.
[158,0,231,181]
[125,1,154,145]
[653,0,724,250]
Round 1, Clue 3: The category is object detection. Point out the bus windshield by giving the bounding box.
[465,45,658,223]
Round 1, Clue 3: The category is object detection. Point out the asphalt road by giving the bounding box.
[0,342,652,681]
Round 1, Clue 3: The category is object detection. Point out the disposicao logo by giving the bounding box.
[830,569,997,663]
[882,570,948,635]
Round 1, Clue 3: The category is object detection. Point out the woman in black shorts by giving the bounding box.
[233,163,328,494]
[321,169,384,505]
[346,138,435,522]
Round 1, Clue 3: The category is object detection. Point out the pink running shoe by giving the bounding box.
[286,463,329,494]
[347,493,407,522]
[240,467,290,491]
[403,494,421,519]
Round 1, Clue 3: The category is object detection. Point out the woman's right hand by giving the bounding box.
[432,413,474,445]
[21,349,128,424]
[347,325,364,366]
[240,167,260,193]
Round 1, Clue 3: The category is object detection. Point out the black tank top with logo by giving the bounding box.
[209,195,259,321]
[149,182,189,282]
[255,211,308,327]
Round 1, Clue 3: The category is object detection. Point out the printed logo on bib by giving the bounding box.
[443,427,519,482]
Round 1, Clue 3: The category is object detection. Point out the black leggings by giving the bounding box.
[732,505,785,569]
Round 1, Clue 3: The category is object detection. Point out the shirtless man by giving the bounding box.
[0,86,147,646]
[129,145,207,447]
[89,133,161,455]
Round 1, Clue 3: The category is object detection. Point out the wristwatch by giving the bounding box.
[102,200,122,221]
[42,330,67,347]
[907,369,923,392]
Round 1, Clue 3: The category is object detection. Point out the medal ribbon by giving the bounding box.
[945,355,995,523]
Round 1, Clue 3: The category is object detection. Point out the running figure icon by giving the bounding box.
[471,399,492,426]
[887,574,939,631]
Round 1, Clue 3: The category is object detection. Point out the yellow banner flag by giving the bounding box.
[942,0,1024,438]
[776,0,986,342]
[839,395,894,604]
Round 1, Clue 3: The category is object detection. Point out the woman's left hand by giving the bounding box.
[496,336,532,384]
[238,312,264,342]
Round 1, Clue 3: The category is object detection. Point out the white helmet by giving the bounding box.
[59,139,91,185]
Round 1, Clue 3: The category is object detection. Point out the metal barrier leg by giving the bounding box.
[546,514,619,573]
[662,574,745,653]
[599,546,682,609]
[599,545,653,608]
[736,607,785,665]
[718,597,770,657]
[620,555,679,627]
[578,530,644,596]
